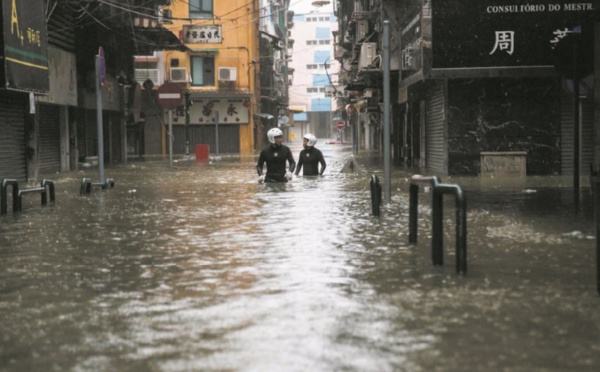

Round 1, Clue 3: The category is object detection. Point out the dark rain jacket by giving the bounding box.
[295,147,326,176]
[256,144,296,183]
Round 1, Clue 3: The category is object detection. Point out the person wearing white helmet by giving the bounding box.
[256,127,296,183]
[294,133,326,177]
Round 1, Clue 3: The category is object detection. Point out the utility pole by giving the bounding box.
[184,92,191,161]
[383,21,391,202]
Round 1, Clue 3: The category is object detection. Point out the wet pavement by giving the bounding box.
[1,141,599,371]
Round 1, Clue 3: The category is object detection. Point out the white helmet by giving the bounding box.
[303,133,317,147]
[267,127,284,144]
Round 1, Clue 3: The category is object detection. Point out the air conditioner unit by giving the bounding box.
[218,67,237,82]
[358,42,377,69]
[158,9,173,24]
[135,68,160,86]
[170,67,187,82]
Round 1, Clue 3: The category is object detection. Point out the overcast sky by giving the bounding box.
[289,0,334,15]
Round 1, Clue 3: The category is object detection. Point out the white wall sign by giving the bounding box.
[183,25,222,44]
[179,98,251,124]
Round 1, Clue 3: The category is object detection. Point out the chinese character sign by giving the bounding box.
[489,31,514,55]
[183,25,222,44]
[185,98,250,124]
[1,0,49,92]
[431,0,598,69]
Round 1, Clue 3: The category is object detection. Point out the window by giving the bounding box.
[191,56,215,86]
[318,40,330,45]
[312,74,329,87]
[306,40,317,45]
[316,27,330,39]
[190,0,213,19]
[314,50,330,65]
[307,87,318,93]
[311,98,331,112]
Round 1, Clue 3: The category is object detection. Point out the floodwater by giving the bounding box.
[1,142,600,371]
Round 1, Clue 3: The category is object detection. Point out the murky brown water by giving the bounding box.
[1,142,599,371]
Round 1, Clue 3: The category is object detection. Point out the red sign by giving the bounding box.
[157,83,183,109]
[336,120,345,129]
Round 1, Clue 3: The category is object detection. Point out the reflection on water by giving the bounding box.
[1,144,600,371]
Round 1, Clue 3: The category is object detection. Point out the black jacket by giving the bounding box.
[295,147,326,176]
[257,144,296,182]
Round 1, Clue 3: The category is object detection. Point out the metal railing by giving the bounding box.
[409,175,467,274]
[1,179,56,214]
[80,178,115,195]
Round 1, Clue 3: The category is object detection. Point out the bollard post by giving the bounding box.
[42,179,56,203]
[408,183,419,244]
[80,178,92,195]
[408,176,467,274]
[1,179,19,215]
[595,177,600,295]
[370,175,382,217]
[40,183,47,206]
[432,187,444,266]
[455,187,467,274]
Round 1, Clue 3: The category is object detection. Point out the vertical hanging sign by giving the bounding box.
[1,0,49,93]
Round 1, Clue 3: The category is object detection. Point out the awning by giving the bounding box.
[289,106,306,112]
[132,17,187,53]
[294,112,308,122]
[254,113,275,121]
[190,48,220,54]
[189,89,252,99]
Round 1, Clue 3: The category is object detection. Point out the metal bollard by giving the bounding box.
[370,175,382,216]
[408,175,467,274]
[80,178,92,195]
[1,179,19,215]
[594,177,600,295]
[41,179,56,204]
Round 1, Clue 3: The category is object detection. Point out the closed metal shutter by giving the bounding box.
[110,114,122,163]
[86,110,99,157]
[76,109,108,161]
[38,104,61,174]
[581,98,594,175]
[173,125,240,154]
[425,80,447,174]
[560,93,593,175]
[75,108,87,160]
[561,91,574,175]
[0,95,27,180]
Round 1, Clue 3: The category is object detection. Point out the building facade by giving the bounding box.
[256,0,295,147]
[336,0,600,176]
[0,0,181,181]
[135,0,260,157]
[288,3,340,142]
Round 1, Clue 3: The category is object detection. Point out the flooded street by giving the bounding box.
[1,141,600,371]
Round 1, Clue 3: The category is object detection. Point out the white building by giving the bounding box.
[288,2,339,142]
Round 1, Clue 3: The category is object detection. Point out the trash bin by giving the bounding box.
[196,144,210,163]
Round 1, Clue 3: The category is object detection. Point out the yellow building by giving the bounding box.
[160,0,259,156]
